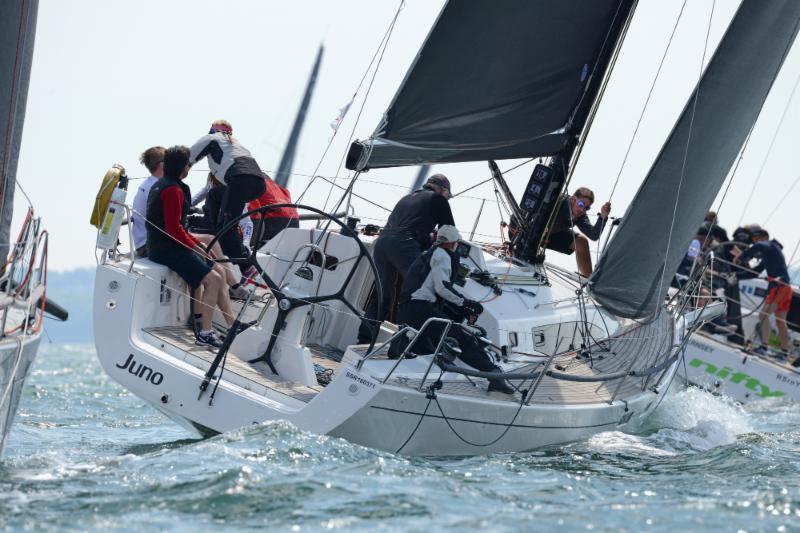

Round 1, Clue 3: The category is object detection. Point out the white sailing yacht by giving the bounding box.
[91,0,800,456]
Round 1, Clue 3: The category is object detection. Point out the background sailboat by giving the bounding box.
[0,0,61,455]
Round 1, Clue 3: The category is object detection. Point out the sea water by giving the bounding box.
[1,343,798,531]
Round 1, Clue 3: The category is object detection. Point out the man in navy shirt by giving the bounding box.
[734,226,792,355]
[358,174,455,343]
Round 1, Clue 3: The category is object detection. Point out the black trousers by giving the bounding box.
[396,300,497,373]
[358,231,422,342]
[252,217,300,249]
[218,174,266,273]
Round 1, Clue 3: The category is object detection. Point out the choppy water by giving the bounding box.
[1,343,799,531]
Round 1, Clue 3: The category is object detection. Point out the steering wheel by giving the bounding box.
[205,204,382,375]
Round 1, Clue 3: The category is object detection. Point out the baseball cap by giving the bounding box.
[748,224,768,238]
[426,174,452,198]
[436,225,461,244]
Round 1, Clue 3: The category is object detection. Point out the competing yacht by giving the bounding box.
[0,1,63,455]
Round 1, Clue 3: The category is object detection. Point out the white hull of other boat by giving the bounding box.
[680,331,799,403]
[94,228,686,456]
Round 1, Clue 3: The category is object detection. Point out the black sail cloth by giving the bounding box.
[347,0,635,171]
[589,0,800,319]
[0,0,38,264]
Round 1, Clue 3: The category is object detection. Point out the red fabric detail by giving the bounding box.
[159,186,200,249]
[765,283,793,313]
[249,178,299,220]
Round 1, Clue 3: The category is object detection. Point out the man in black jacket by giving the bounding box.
[545,187,611,277]
[358,174,455,343]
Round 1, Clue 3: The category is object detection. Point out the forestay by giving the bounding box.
[346,0,635,171]
[590,0,800,319]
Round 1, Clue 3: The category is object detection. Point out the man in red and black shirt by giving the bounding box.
[146,145,232,347]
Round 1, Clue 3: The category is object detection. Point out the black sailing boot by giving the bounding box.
[487,367,514,394]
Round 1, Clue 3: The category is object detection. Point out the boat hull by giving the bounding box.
[0,332,43,455]
[680,332,800,403]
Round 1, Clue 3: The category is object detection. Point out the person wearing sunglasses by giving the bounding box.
[545,187,611,277]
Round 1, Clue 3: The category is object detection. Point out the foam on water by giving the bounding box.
[1,343,799,531]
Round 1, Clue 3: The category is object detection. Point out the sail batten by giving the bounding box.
[589,0,800,319]
[346,0,635,171]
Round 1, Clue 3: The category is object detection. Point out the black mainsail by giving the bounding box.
[589,0,800,319]
[346,0,635,171]
[0,0,38,264]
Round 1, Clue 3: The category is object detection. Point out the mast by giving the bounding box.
[274,44,323,188]
[0,0,38,265]
[512,1,637,262]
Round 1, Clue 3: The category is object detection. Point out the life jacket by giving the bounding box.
[398,246,461,304]
[248,178,299,220]
[145,178,192,255]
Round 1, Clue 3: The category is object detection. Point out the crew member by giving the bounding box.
[704,211,729,244]
[248,173,299,249]
[545,187,610,277]
[395,225,513,394]
[131,146,165,257]
[358,174,455,343]
[189,120,266,277]
[146,145,234,348]
[734,226,792,356]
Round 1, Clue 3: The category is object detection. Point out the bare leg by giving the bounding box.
[775,310,790,351]
[198,269,222,331]
[215,268,234,326]
[758,306,774,347]
[573,235,592,277]
[192,233,238,287]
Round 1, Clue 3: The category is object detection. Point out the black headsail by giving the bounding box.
[589,0,800,319]
[0,0,38,264]
[346,0,636,171]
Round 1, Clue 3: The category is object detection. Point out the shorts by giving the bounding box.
[765,284,792,313]
[545,231,576,255]
[149,246,213,290]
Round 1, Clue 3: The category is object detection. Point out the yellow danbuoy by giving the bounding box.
[90,164,127,228]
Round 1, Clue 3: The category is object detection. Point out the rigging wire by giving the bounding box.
[322,0,405,215]
[763,171,800,225]
[295,1,405,206]
[656,0,716,316]
[608,0,688,201]
[738,65,800,224]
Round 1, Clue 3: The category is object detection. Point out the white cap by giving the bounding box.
[436,225,461,244]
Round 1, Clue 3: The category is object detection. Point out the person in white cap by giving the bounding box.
[394,225,514,394]
[358,173,455,343]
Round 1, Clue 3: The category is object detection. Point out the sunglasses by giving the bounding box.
[576,199,591,211]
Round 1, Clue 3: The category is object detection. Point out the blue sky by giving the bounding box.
[13,0,800,271]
